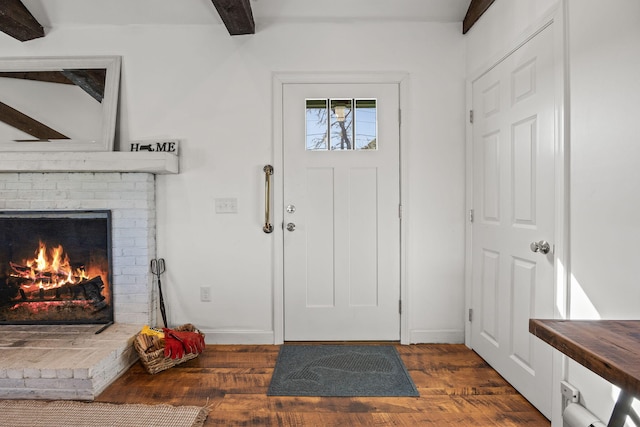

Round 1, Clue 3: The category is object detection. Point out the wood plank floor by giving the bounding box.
[97,344,550,426]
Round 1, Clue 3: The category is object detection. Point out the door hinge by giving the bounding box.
[468,308,473,322]
[469,109,474,124]
[398,108,402,125]
[399,204,403,219]
[469,209,474,223]
[399,300,402,315]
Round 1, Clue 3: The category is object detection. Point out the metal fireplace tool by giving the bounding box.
[150,258,167,327]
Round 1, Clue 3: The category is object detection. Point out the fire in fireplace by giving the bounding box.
[0,211,112,325]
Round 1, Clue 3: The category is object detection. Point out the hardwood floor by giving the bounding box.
[97,344,550,426]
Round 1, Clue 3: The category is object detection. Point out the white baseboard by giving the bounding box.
[409,329,465,344]
[201,329,464,345]
[201,330,275,345]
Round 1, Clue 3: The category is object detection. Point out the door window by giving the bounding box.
[305,98,377,151]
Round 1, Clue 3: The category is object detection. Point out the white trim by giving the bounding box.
[202,330,275,345]
[551,2,571,426]
[272,73,285,344]
[464,4,568,424]
[0,151,178,174]
[464,81,474,348]
[272,71,410,345]
[410,329,465,344]
[398,74,410,345]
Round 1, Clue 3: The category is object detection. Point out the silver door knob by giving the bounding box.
[530,240,551,254]
[286,222,296,232]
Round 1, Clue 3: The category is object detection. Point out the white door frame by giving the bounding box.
[272,72,410,345]
[464,5,569,425]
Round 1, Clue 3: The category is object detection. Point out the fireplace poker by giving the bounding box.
[151,258,168,327]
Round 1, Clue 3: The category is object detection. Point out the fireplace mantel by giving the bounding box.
[0,152,178,174]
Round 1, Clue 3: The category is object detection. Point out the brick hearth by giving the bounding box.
[0,324,139,400]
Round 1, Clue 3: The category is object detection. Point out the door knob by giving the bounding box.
[530,240,551,255]
[286,222,296,232]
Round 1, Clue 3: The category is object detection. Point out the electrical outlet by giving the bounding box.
[215,198,238,214]
[200,286,211,302]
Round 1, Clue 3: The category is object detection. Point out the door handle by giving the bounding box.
[263,165,273,233]
[530,240,551,255]
[286,222,296,232]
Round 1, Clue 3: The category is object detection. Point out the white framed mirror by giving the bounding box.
[0,56,121,152]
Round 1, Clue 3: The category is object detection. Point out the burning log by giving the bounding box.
[78,276,107,311]
[0,277,21,305]
[2,275,107,311]
[8,243,89,286]
[0,232,112,324]
[9,262,31,275]
[9,261,80,288]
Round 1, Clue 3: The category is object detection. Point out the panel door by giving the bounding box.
[470,25,556,417]
[283,83,400,341]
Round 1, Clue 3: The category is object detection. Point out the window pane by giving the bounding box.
[330,99,353,150]
[306,99,328,150]
[355,99,377,150]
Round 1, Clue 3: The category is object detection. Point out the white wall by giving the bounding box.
[0,18,467,343]
[567,0,640,423]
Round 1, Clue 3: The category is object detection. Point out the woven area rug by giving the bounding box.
[0,400,209,427]
[267,345,419,397]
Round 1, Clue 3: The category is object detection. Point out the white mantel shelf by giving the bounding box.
[0,152,179,174]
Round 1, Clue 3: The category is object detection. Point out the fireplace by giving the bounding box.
[0,210,112,325]
[0,169,163,400]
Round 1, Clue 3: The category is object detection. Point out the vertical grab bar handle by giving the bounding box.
[263,165,274,233]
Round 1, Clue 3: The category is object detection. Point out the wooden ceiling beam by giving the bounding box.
[462,0,495,34]
[0,0,44,41]
[211,0,255,36]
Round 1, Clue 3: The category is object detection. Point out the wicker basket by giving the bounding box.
[134,323,205,374]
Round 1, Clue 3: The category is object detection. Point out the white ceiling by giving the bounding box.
[22,0,472,28]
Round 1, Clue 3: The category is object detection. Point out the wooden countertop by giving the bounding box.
[529,319,640,399]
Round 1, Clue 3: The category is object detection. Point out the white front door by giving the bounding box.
[470,25,556,417]
[283,83,400,341]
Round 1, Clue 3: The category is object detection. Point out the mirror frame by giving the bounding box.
[0,56,121,152]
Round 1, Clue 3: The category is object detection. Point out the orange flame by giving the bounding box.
[12,241,88,291]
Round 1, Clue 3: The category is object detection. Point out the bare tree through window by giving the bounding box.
[306,98,376,151]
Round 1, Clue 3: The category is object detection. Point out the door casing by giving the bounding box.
[272,72,410,345]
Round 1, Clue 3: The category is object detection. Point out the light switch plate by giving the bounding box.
[215,198,238,214]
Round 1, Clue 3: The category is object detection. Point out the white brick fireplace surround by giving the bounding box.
[0,152,178,400]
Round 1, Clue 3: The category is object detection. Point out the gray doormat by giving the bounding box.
[267,345,419,397]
